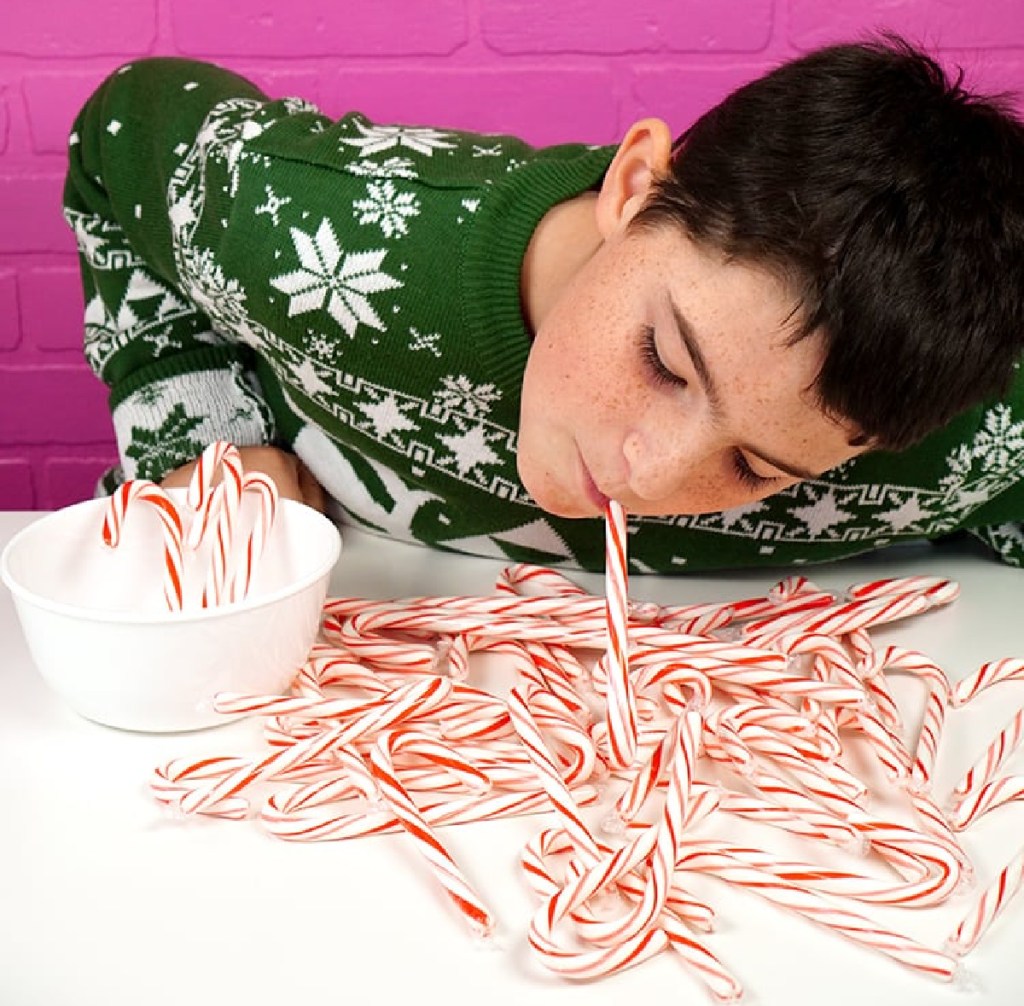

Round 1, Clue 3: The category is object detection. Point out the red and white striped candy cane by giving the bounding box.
[185,440,240,545]
[368,730,496,937]
[744,589,947,646]
[603,500,637,771]
[188,443,244,606]
[742,765,864,848]
[288,786,595,842]
[185,440,237,509]
[679,846,959,980]
[847,575,959,604]
[950,774,1024,830]
[528,823,671,978]
[953,705,1024,800]
[588,714,704,948]
[168,676,454,815]
[718,788,860,846]
[522,825,740,997]
[853,645,904,729]
[102,479,185,611]
[228,471,279,602]
[508,684,601,862]
[494,562,589,597]
[952,658,1024,707]
[873,646,951,792]
[946,846,1024,957]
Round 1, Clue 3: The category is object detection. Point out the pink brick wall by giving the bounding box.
[2,0,1022,509]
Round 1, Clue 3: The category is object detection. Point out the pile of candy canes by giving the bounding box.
[151,499,1024,998]
[101,442,278,610]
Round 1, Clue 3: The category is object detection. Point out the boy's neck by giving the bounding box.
[520,192,602,338]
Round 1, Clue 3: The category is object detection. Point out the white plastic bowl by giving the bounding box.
[1,492,342,732]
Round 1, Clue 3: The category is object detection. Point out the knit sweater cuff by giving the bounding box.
[111,354,275,481]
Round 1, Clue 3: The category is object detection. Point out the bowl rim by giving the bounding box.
[0,496,342,625]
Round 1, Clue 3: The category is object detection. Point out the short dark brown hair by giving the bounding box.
[635,36,1024,450]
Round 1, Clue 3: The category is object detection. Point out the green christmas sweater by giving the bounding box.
[64,58,1024,574]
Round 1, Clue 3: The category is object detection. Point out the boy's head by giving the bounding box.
[517,37,1024,519]
[637,35,1024,451]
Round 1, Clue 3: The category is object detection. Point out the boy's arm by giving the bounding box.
[965,522,1024,567]
[63,58,292,486]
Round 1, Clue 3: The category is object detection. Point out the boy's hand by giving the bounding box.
[160,446,327,513]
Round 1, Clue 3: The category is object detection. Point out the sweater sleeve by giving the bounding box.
[966,522,1024,566]
[63,58,296,482]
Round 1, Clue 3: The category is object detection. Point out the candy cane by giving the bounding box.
[228,471,279,602]
[952,658,1024,707]
[146,534,1024,993]
[102,479,185,611]
[679,847,959,980]
[873,647,951,792]
[507,685,601,862]
[368,731,495,937]
[946,847,1024,957]
[185,440,241,546]
[950,774,1024,830]
[952,705,1024,800]
[602,500,637,771]
[200,447,245,607]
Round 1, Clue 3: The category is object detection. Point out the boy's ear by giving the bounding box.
[595,118,674,239]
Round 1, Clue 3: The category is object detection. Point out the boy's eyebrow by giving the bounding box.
[668,293,821,483]
[669,295,723,417]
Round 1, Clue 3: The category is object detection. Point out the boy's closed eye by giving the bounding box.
[638,321,786,492]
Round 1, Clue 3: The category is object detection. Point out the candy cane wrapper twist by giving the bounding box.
[102,479,185,611]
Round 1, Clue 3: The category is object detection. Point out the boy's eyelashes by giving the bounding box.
[638,325,780,492]
[639,324,687,388]
[731,449,776,490]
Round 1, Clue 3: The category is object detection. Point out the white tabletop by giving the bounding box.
[2,509,1023,1006]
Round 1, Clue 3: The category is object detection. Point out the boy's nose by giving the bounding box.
[622,426,699,503]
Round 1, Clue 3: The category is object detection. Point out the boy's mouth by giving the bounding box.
[577,448,610,513]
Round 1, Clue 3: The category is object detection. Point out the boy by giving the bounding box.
[64,38,1024,573]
